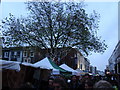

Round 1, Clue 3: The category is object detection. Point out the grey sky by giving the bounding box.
[1,1,118,71]
[84,2,118,71]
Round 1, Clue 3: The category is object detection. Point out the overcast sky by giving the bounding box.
[85,2,118,71]
[1,1,118,71]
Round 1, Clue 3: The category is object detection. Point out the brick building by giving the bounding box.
[2,47,90,71]
[60,48,90,70]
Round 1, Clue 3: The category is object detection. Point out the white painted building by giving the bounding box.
[77,51,90,72]
[77,52,86,71]
[108,40,120,74]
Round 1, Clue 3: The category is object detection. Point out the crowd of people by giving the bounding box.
[20,73,119,90]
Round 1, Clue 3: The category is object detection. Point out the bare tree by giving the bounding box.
[1,1,107,59]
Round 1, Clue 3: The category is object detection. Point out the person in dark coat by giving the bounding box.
[68,75,84,90]
[53,78,68,90]
[48,78,54,90]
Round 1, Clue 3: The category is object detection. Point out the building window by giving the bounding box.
[23,51,27,57]
[14,52,17,56]
[80,64,82,70]
[28,58,31,63]
[11,52,14,56]
[4,52,9,58]
[30,52,34,57]
[23,58,31,63]
[24,58,27,62]
[25,59,28,62]
[17,51,20,57]
[74,54,77,57]
[75,57,77,64]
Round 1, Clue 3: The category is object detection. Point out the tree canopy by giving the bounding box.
[1,1,107,58]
